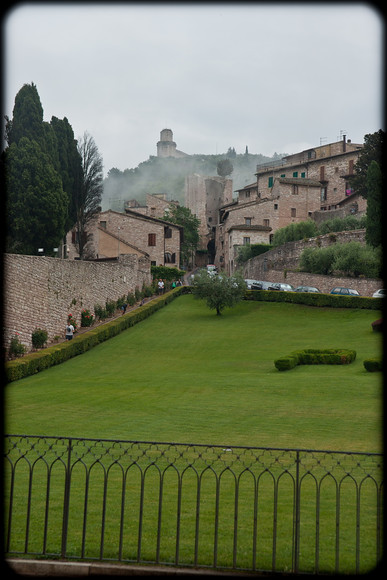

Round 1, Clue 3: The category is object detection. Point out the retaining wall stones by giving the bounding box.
[3,254,151,352]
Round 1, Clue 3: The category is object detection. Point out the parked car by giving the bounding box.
[244,279,261,289]
[372,289,386,298]
[268,283,294,292]
[294,286,321,293]
[330,287,360,296]
[251,281,274,290]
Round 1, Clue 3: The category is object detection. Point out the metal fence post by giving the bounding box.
[61,438,72,558]
[293,450,301,574]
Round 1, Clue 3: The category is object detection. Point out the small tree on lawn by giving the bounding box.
[192,270,246,315]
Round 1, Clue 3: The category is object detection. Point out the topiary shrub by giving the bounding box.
[274,348,356,371]
[371,319,383,332]
[363,358,382,372]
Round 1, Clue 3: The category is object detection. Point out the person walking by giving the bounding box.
[65,321,74,340]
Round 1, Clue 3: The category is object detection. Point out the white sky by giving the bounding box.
[3,2,384,176]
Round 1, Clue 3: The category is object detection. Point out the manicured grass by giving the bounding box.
[5,295,382,452]
[4,296,382,573]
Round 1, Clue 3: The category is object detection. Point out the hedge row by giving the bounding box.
[5,287,187,383]
[245,289,382,310]
[274,348,357,371]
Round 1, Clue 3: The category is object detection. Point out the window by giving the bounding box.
[148,233,156,246]
[164,227,172,239]
[99,221,107,229]
[274,203,278,210]
[280,174,286,178]
[245,217,252,226]
[349,160,354,174]
[243,237,250,245]
[292,185,299,195]
[263,219,270,227]
[268,176,273,188]
[164,252,176,263]
[320,166,325,181]
[301,172,305,178]
[291,208,297,217]
[293,171,298,178]
[320,187,327,202]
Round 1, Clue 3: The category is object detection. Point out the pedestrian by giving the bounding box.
[121,303,127,315]
[158,279,164,294]
[65,321,74,340]
[172,280,176,289]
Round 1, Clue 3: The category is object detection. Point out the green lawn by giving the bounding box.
[5,295,382,452]
[4,296,383,573]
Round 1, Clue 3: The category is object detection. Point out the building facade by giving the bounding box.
[66,208,183,268]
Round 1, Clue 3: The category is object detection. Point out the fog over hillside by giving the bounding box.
[102,151,287,212]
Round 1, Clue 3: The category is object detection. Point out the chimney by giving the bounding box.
[343,134,347,152]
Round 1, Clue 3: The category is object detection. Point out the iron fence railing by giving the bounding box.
[4,435,383,574]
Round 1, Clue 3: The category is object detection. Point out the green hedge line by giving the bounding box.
[5,287,186,383]
[245,289,381,310]
[274,348,357,371]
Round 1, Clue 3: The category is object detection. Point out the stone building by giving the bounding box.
[157,128,188,158]
[185,174,233,263]
[66,208,183,268]
[255,135,363,209]
[214,136,365,274]
[124,194,179,220]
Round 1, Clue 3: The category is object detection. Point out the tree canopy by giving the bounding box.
[164,205,200,267]
[192,270,246,315]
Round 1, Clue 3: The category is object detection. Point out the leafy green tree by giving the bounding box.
[217,158,233,177]
[74,132,103,259]
[348,130,384,199]
[192,270,246,315]
[5,137,68,254]
[365,160,382,248]
[164,205,200,267]
[272,220,318,247]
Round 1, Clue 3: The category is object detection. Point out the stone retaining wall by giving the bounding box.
[243,230,383,296]
[3,254,151,352]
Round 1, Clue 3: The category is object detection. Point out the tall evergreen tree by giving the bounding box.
[348,130,385,199]
[365,160,382,248]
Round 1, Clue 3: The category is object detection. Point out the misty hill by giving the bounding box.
[102,151,287,211]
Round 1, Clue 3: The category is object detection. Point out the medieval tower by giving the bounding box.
[157,129,188,158]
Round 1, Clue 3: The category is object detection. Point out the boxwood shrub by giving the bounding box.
[5,287,185,383]
[363,358,383,372]
[274,348,356,371]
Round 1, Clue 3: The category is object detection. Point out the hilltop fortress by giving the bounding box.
[157,128,189,158]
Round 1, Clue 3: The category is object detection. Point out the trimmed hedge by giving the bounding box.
[5,287,186,383]
[245,289,382,310]
[274,348,357,371]
[363,358,383,372]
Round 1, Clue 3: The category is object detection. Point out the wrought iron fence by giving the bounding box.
[4,435,383,574]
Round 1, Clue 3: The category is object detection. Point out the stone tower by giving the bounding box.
[157,129,188,158]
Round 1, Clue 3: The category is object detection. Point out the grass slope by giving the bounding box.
[5,296,382,452]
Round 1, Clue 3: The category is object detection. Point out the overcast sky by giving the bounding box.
[3,2,384,176]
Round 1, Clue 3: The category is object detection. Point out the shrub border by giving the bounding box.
[245,289,382,310]
[5,287,188,383]
[274,348,357,371]
[363,358,383,372]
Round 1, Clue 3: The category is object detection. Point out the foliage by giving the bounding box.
[94,304,108,321]
[192,270,246,315]
[236,243,271,265]
[151,265,185,281]
[67,313,77,331]
[74,132,103,259]
[363,358,382,372]
[31,328,48,349]
[217,158,233,177]
[244,288,381,310]
[272,220,318,247]
[299,242,382,278]
[318,214,366,235]
[348,129,385,199]
[81,309,94,327]
[365,160,382,248]
[8,334,26,358]
[274,348,356,371]
[163,205,200,267]
[105,299,116,316]
[5,137,69,255]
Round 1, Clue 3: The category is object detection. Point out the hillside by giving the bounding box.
[102,151,287,211]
